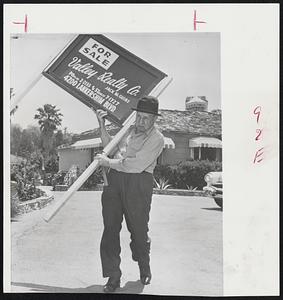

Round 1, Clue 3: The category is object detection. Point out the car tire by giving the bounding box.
[214,197,223,209]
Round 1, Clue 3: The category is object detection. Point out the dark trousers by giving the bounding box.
[100,169,153,278]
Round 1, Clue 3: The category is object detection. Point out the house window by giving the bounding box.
[216,148,222,162]
[192,147,221,161]
[189,137,222,162]
[201,148,216,161]
[193,148,200,160]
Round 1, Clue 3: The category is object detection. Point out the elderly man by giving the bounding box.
[95,96,164,293]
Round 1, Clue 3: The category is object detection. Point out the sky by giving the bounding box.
[10,33,221,134]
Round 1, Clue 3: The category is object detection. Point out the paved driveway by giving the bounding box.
[11,191,223,296]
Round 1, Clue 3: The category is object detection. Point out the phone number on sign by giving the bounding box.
[63,74,105,105]
[63,75,117,112]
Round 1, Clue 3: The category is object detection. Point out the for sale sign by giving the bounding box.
[43,34,167,125]
[78,38,119,70]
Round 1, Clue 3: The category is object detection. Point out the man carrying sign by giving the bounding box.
[95,96,164,293]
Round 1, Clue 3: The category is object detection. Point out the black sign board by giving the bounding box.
[42,34,167,125]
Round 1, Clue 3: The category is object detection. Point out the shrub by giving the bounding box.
[186,185,198,191]
[154,160,222,189]
[52,165,103,191]
[17,183,45,202]
[44,173,54,186]
[80,168,103,190]
[153,165,173,182]
[63,165,81,187]
[45,155,59,174]
[153,164,178,187]
[154,177,171,190]
[11,161,45,202]
[52,170,68,189]
[11,198,20,217]
[175,160,222,189]
[11,181,21,217]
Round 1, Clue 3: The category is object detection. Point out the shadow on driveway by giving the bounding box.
[201,207,222,212]
[11,280,144,294]
[119,280,144,294]
[11,218,20,222]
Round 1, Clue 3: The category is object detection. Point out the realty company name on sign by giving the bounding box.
[43,35,166,125]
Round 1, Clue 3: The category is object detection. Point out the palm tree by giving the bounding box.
[34,104,63,181]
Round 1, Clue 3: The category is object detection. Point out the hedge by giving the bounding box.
[153,160,222,189]
[53,160,222,191]
[11,162,45,202]
[79,168,103,190]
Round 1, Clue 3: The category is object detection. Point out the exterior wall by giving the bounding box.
[58,148,91,172]
[162,133,193,165]
[58,133,222,170]
[161,132,222,165]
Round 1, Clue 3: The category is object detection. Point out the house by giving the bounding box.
[57,132,176,172]
[58,97,222,172]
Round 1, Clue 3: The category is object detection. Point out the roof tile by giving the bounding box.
[73,109,222,142]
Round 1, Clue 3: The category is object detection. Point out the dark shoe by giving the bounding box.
[139,264,152,285]
[140,273,151,285]
[132,251,138,262]
[103,277,120,293]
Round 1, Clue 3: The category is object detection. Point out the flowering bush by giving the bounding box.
[63,165,81,187]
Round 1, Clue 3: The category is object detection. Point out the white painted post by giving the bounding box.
[10,35,77,113]
[10,73,43,113]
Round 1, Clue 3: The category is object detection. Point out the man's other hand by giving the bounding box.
[96,154,110,167]
[94,109,108,126]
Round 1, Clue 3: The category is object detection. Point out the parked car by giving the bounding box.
[203,172,223,209]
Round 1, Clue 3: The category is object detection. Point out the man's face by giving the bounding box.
[135,111,157,133]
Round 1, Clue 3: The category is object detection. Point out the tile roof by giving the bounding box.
[72,109,222,142]
[157,109,221,136]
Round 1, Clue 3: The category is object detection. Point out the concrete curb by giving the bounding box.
[18,188,54,214]
[54,184,68,191]
[153,188,207,197]
[54,184,207,197]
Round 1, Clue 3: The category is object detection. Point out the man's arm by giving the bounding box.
[94,109,112,147]
[98,134,165,173]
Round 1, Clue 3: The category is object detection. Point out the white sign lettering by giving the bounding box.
[79,38,119,70]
